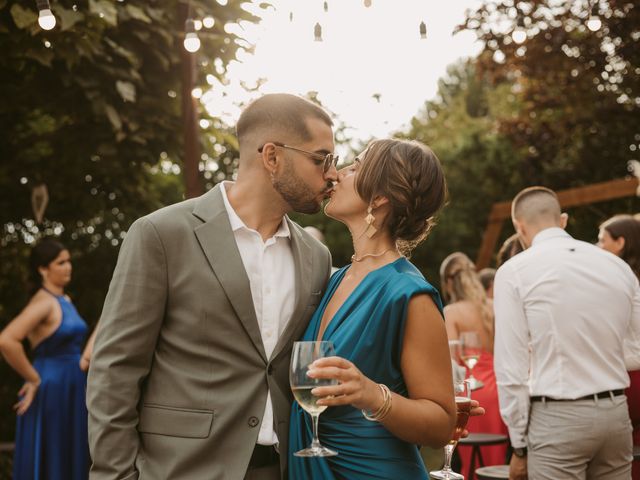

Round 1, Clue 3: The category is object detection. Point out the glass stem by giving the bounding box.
[311,414,321,449]
[442,443,455,473]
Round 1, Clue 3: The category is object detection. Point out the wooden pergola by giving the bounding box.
[475,177,640,269]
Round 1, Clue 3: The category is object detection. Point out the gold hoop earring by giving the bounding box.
[364,205,377,238]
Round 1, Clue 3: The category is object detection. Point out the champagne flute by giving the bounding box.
[448,340,465,383]
[430,380,472,480]
[290,341,339,457]
[460,332,484,390]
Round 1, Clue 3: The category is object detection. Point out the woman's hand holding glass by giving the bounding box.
[307,356,383,412]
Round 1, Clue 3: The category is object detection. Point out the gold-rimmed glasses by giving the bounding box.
[258,141,338,173]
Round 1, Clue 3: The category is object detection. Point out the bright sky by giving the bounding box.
[202,0,484,148]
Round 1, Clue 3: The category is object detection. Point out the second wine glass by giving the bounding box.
[430,379,472,480]
[290,341,339,457]
[460,332,484,390]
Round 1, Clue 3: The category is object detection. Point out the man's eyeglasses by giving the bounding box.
[258,141,338,174]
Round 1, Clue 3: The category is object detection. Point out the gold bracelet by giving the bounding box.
[362,384,392,422]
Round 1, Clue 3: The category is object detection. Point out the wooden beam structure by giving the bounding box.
[475,177,639,269]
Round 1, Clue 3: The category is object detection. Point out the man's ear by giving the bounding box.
[260,142,278,174]
[560,212,569,229]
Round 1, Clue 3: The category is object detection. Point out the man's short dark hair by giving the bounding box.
[236,93,333,147]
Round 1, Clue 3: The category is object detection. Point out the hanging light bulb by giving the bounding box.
[364,0,372,7]
[587,1,602,31]
[419,21,427,39]
[36,0,56,30]
[289,11,293,22]
[183,18,201,53]
[324,1,328,12]
[511,15,527,44]
[314,22,322,42]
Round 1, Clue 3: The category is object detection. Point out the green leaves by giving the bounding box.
[89,0,118,27]
[10,4,36,29]
[116,80,136,103]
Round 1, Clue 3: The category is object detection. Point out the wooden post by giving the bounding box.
[475,177,639,269]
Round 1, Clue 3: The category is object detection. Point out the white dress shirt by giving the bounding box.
[220,182,296,446]
[493,227,640,448]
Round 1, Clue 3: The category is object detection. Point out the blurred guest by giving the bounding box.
[494,187,640,480]
[478,267,496,299]
[440,252,508,469]
[0,239,90,480]
[598,214,640,480]
[496,233,524,267]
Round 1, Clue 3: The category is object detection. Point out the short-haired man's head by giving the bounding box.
[236,93,333,151]
[355,138,448,255]
[511,186,561,227]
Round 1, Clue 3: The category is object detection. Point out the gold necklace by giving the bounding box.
[351,247,396,263]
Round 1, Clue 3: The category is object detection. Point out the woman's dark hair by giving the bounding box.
[496,233,524,267]
[355,138,448,256]
[600,214,640,280]
[28,238,67,296]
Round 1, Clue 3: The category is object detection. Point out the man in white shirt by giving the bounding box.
[493,186,640,480]
[87,94,338,480]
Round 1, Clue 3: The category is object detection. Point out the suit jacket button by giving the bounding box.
[267,364,274,375]
[248,416,260,427]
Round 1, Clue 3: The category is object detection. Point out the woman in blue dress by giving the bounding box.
[289,139,461,479]
[0,239,92,480]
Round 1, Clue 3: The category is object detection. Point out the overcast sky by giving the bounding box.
[201,0,484,147]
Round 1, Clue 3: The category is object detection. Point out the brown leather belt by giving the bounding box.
[248,444,279,469]
[531,389,624,402]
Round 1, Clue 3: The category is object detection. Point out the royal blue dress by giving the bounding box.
[289,257,444,480]
[13,290,89,480]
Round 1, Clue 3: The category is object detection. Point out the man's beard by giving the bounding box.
[272,161,324,214]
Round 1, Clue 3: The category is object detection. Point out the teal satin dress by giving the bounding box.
[289,257,444,480]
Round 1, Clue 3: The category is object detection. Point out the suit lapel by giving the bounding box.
[192,185,267,363]
[271,219,313,362]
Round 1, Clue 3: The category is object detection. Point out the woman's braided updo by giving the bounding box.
[355,139,448,256]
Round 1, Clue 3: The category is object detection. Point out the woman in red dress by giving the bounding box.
[440,252,509,470]
[598,214,640,480]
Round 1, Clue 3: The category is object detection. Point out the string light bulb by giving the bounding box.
[419,21,427,39]
[587,1,602,31]
[314,22,322,42]
[364,0,372,7]
[36,0,56,30]
[511,15,527,44]
[183,18,201,53]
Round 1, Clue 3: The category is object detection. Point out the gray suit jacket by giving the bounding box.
[87,185,331,480]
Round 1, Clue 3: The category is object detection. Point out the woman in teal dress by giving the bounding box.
[288,139,459,479]
[0,239,93,480]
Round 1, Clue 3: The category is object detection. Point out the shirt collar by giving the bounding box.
[219,181,291,239]
[531,227,570,246]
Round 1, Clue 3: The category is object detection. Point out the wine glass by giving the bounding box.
[290,341,339,457]
[430,380,472,480]
[448,340,465,383]
[460,332,484,390]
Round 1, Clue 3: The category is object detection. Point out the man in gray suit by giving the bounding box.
[87,93,338,480]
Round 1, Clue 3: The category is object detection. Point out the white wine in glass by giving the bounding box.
[460,332,484,390]
[290,341,338,457]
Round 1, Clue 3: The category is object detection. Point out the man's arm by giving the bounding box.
[625,279,640,371]
[493,264,530,449]
[87,217,168,480]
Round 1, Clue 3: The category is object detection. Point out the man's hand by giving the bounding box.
[509,454,527,480]
[460,399,485,438]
